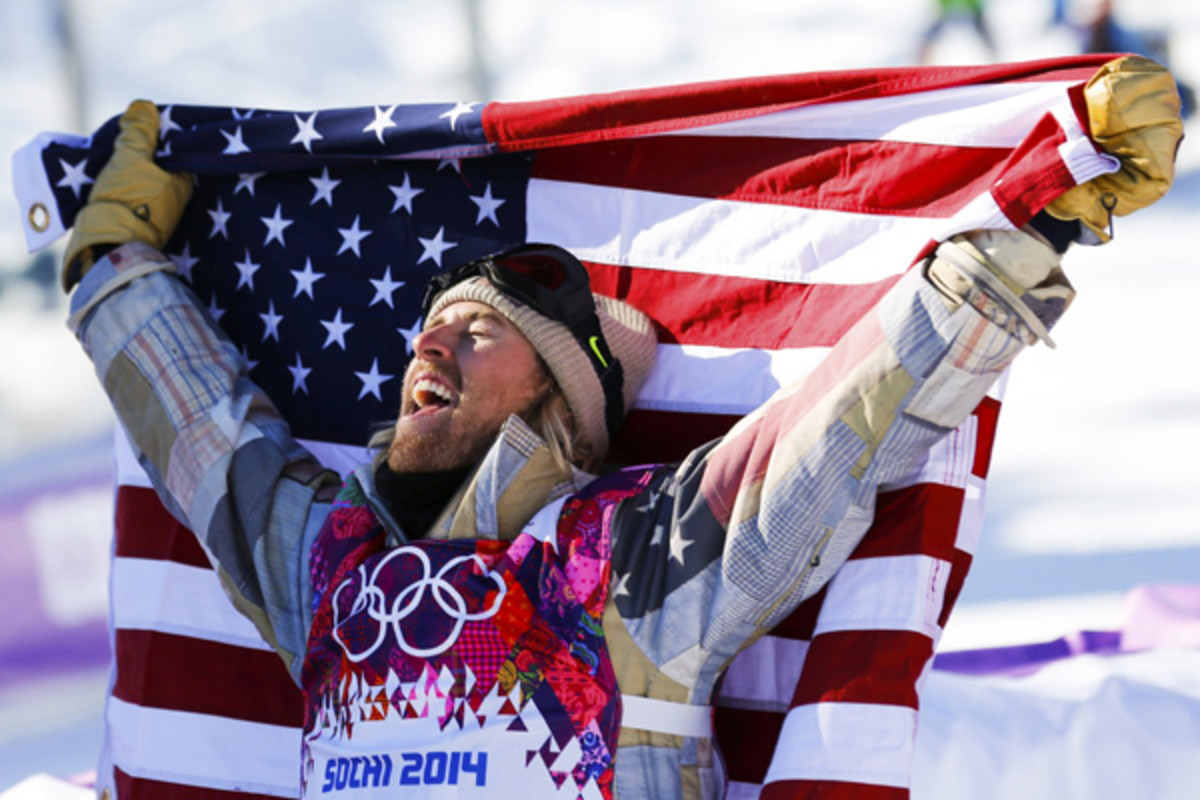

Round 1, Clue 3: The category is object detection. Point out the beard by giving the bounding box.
[385,417,498,474]
[385,360,550,474]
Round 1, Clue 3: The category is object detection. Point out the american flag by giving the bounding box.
[17,54,1120,800]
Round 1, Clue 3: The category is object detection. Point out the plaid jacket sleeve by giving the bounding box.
[70,241,341,681]
[608,260,1026,721]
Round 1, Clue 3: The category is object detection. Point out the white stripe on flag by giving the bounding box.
[117,425,367,487]
[1050,104,1121,185]
[724,781,765,800]
[716,635,810,711]
[527,179,939,285]
[111,557,273,650]
[814,555,952,639]
[107,695,300,797]
[765,701,917,788]
[638,343,831,414]
[680,82,1081,147]
[955,474,988,558]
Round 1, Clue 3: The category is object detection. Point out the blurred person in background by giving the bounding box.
[1083,0,1194,117]
[917,0,998,63]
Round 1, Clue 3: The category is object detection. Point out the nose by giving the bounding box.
[412,322,453,361]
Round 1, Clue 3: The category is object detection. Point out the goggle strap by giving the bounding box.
[574,314,626,440]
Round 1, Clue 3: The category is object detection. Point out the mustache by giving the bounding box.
[404,360,460,387]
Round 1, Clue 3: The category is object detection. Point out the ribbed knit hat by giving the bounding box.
[426,276,657,460]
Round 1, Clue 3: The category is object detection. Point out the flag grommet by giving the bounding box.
[28,202,50,233]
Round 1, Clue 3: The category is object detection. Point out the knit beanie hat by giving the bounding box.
[426,276,657,460]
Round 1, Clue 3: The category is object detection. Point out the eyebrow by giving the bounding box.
[429,306,509,329]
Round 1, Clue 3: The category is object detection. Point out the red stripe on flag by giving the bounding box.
[608,409,739,465]
[761,779,909,800]
[990,113,1075,227]
[114,767,285,800]
[483,55,1112,151]
[790,629,934,707]
[769,585,831,642]
[533,137,1007,218]
[972,396,1001,478]
[938,548,976,630]
[851,484,966,563]
[586,263,900,349]
[115,485,210,568]
[713,706,785,784]
[113,629,302,727]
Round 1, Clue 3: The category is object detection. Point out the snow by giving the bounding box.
[1,0,1197,791]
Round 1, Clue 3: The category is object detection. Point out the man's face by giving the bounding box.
[387,300,550,473]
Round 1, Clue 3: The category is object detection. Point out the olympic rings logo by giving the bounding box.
[331,546,506,661]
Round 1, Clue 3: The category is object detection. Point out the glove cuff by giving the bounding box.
[63,201,168,291]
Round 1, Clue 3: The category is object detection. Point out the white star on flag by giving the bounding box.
[669,532,693,566]
[319,308,354,350]
[235,172,266,196]
[309,167,340,207]
[388,173,424,214]
[337,215,372,257]
[260,203,294,246]
[239,344,258,372]
[259,300,284,342]
[469,183,506,226]
[221,126,251,155]
[206,295,225,323]
[207,198,232,239]
[288,353,312,395]
[363,105,398,144]
[56,158,93,199]
[369,266,405,309]
[290,257,326,299]
[290,112,323,153]
[169,241,200,282]
[234,249,261,291]
[417,226,456,268]
[158,105,182,138]
[397,317,423,355]
[439,101,478,130]
[355,358,394,401]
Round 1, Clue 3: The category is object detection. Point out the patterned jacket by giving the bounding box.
[71,240,1030,799]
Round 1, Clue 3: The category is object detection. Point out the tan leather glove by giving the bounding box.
[62,100,194,290]
[1046,55,1184,243]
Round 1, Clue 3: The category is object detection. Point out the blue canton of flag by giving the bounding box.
[43,102,531,445]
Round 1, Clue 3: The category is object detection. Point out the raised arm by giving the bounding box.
[607,55,1185,710]
[64,101,342,681]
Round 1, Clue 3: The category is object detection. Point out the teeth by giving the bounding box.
[413,378,453,407]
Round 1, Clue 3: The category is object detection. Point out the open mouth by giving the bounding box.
[409,376,456,415]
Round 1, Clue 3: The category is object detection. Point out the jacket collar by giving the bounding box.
[357,414,591,544]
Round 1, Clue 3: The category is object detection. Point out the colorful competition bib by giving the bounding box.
[301,470,652,799]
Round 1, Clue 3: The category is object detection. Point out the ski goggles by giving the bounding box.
[421,243,626,439]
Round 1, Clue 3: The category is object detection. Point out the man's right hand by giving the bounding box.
[62,100,194,291]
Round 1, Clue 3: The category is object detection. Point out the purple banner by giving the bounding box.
[0,432,115,690]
